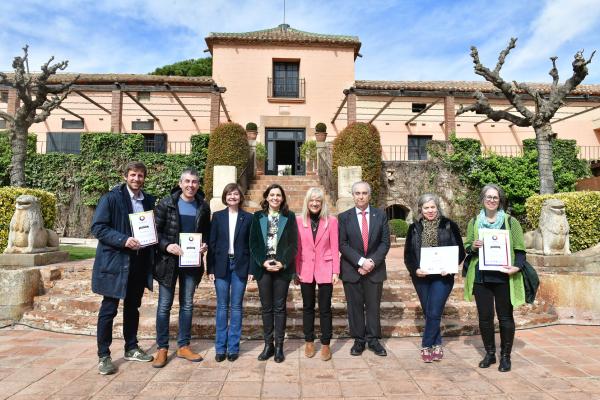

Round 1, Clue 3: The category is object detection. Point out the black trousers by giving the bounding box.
[257,271,291,345]
[473,281,515,353]
[300,281,333,345]
[97,263,147,358]
[343,278,383,344]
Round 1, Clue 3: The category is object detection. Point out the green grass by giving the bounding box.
[60,245,96,261]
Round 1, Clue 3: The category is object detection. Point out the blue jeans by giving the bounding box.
[156,268,197,349]
[214,259,247,354]
[411,275,454,348]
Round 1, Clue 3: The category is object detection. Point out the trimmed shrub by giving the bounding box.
[315,122,327,133]
[332,122,383,203]
[525,191,600,252]
[389,219,409,238]
[246,122,257,131]
[204,123,250,199]
[0,187,56,252]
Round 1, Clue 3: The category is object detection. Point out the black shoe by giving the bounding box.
[257,343,275,361]
[478,352,496,368]
[227,353,239,362]
[274,344,285,363]
[498,355,511,372]
[350,341,365,356]
[368,340,387,357]
[215,353,226,362]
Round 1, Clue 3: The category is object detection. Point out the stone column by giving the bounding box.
[443,95,455,139]
[210,166,236,213]
[111,90,123,133]
[336,166,362,212]
[210,92,221,133]
[347,92,357,125]
[6,89,19,115]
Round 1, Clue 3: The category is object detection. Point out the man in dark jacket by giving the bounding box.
[91,161,156,375]
[152,168,211,368]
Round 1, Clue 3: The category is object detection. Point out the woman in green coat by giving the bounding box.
[249,183,298,363]
[463,184,526,372]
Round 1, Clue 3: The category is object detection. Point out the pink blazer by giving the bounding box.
[295,215,340,284]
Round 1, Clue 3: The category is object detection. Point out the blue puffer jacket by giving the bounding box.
[91,183,155,299]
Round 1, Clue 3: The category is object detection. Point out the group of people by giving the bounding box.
[91,161,527,376]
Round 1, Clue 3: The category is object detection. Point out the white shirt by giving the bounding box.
[126,186,145,213]
[354,206,371,266]
[228,210,238,255]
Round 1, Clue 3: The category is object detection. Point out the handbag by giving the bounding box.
[521,260,540,304]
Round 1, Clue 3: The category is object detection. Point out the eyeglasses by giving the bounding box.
[485,196,500,201]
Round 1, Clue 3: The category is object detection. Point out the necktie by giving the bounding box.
[361,210,369,255]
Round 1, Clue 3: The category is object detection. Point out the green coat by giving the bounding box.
[463,213,526,307]
[249,210,298,281]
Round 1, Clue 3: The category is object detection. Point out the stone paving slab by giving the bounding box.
[1,325,600,399]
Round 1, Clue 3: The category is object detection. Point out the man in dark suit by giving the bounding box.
[339,181,391,356]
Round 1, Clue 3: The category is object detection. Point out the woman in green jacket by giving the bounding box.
[463,184,526,372]
[249,183,298,363]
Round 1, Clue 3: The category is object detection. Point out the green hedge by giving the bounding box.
[332,123,383,203]
[0,187,56,252]
[525,191,600,252]
[388,219,409,238]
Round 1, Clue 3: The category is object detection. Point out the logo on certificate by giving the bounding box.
[188,236,194,241]
[139,215,145,221]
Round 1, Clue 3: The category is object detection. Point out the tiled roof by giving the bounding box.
[206,24,361,58]
[354,80,600,96]
[2,73,214,86]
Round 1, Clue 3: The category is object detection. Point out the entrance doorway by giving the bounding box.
[265,128,305,175]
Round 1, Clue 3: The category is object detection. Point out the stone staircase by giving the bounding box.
[20,249,558,340]
[243,175,336,215]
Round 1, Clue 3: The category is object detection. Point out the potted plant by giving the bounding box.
[315,122,327,142]
[255,142,267,175]
[245,122,258,140]
[300,140,317,175]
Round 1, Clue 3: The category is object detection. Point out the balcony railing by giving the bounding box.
[267,77,305,100]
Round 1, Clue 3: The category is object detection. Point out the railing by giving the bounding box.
[166,141,192,154]
[238,151,255,194]
[267,77,305,99]
[481,145,523,157]
[579,146,600,161]
[317,143,337,203]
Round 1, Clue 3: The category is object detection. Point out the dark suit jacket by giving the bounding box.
[208,208,252,279]
[338,206,390,283]
[249,210,298,281]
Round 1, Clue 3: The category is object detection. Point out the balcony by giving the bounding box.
[267,77,305,103]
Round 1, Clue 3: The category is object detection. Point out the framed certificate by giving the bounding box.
[419,246,459,274]
[179,233,202,267]
[478,228,511,271]
[128,211,158,247]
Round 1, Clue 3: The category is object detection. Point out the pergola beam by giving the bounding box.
[331,95,347,124]
[551,104,600,124]
[165,84,195,122]
[124,91,160,121]
[405,98,441,126]
[58,106,84,120]
[219,95,232,122]
[369,97,395,124]
[74,90,111,114]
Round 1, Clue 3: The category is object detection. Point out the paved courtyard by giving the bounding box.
[1,324,600,399]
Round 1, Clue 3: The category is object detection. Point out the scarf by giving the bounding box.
[477,209,505,230]
[421,217,439,247]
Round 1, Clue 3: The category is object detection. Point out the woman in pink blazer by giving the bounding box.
[295,187,340,361]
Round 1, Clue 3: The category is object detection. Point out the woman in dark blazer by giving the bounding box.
[249,183,298,363]
[404,193,465,363]
[208,183,252,363]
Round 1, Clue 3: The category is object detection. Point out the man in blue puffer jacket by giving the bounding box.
[91,161,156,375]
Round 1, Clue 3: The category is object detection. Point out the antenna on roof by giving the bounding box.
[283,0,286,26]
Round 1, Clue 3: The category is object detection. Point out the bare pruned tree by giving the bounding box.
[457,38,595,194]
[0,45,79,187]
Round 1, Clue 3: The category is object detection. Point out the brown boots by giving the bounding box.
[152,348,168,368]
[304,342,332,361]
[176,346,203,362]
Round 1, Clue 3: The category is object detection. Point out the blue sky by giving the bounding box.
[1,0,600,83]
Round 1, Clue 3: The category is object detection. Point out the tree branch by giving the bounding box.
[456,91,530,127]
[494,37,517,75]
[549,56,559,90]
[0,110,14,123]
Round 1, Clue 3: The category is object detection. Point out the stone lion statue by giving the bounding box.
[524,198,570,255]
[4,195,59,254]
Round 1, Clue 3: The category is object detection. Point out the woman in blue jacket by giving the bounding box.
[208,183,253,362]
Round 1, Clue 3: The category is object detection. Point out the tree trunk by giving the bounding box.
[9,124,28,187]
[534,123,555,194]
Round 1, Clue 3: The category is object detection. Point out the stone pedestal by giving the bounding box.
[0,251,69,267]
[210,165,237,213]
[0,266,42,320]
[336,166,362,212]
